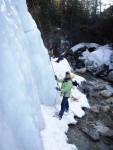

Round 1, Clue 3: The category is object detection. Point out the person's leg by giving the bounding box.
[59,97,68,118]
[65,100,69,112]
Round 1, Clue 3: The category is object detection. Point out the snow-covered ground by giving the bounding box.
[41,58,90,150]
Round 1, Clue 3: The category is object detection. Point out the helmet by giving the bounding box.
[65,71,70,75]
[70,73,75,79]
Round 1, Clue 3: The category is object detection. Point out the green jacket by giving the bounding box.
[57,78,73,97]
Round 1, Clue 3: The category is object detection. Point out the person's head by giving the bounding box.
[70,72,75,79]
[65,71,70,79]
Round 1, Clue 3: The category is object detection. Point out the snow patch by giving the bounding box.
[87,45,113,66]
[71,43,100,52]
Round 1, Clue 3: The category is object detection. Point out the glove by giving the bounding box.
[55,87,60,91]
[55,75,57,80]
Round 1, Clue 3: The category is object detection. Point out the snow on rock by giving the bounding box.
[71,43,100,52]
[82,50,91,60]
[87,45,113,67]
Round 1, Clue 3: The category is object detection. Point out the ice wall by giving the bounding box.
[0,0,58,150]
[13,0,59,105]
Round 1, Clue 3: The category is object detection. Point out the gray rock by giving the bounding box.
[94,83,106,91]
[100,101,106,105]
[80,81,93,94]
[110,53,113,68]
[101,105,110,112]
[82,127,100,141]
[108,71,113,80]
[90,90,99,97]
[85,60,94,66]
[100,90,112,98]
[95,122,113,137]
[91,105,100,113]
[106,97,113,104]
[86,66,97,73]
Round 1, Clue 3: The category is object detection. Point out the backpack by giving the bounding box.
[72,80,79,87]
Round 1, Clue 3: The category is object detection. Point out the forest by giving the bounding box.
[27,0,113,55]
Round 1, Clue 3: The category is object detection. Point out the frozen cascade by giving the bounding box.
[13,0,58,105]
[0,0,58,150]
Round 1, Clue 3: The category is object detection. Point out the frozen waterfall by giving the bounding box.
[0,0,58,150]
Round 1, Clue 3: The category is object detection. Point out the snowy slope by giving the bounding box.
[41,59,90,150]
[52,58,90,116]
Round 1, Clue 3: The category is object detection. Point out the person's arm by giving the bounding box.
[57,78,64,83]
[55,75,64,83]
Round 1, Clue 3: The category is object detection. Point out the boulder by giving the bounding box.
[95,122,113,137]
[94,83,106,91]
[108,71,113,80]
[101,105,110,112]
[110,53,113,68]
[90,90,99,97]
[82,127,100,141]
[106,97,113,104]
[100,90,112,98]
[91,105,100,113]
[80,81,93,95]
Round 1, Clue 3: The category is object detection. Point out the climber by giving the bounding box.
[48,45,54,59]
[55,72,73,120]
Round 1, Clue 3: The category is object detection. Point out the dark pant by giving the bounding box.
[59,96,69,117]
